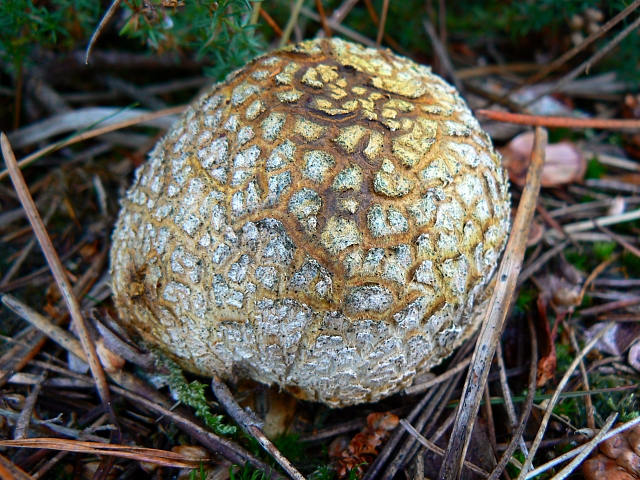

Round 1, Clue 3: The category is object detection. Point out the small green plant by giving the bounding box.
[156,354,237,436]
[0,0,266,83]
[229,462,269,480]
[0,0,99,72]
[553,397,580,420]
[623,251,640,277]
[118,0,266,80]
[348,463,367,480]
[189,462,207,480]
[309,465,337,480]
[506,449,526,478]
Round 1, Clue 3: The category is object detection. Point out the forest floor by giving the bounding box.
[1,1,640,480]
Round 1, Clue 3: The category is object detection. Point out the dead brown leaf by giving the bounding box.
[331,412,399,479]
[501,131,586,187]
[623,94,640,160]
[584,453,638,480]
[536,294,558,387]
[630,341,640,373]
[586,322,640,357]
[585,425,640,480]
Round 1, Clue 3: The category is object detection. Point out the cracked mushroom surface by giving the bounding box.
[110,38,511,407]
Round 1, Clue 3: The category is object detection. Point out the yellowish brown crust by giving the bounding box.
[110,38,511,407]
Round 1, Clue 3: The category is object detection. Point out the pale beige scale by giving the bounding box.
[110,38,511,407]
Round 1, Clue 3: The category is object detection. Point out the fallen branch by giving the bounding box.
[211,376,306,480]
[438,127,547,480]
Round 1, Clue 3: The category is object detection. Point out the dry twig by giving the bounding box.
[404,358,471,395]
[578,296,640,317]
[85,0,124,64]
[0,454,34,480]
[438,127,547,480]
[523,13,640,107]
[259,8,284,36]
[501,0,640,97]
[496,342,528,457]
[315,0,331,37]
[0,439,209,469]
[476,109,640,130]
[487,316,538,480]
[0,408,107,442]
[279,0,306,47]
[523,415,640,479]
[1,132,122,480]
[399,420,489,478]
[300,7,376,47]
[422,18,464,93]
[211,376,306,480]
[566,323,595,431]
[548,414,617,480]
[517,322,615,477]
[0,105,185,181]
[13,371,46,440]
[1,197,61,285]
[376,0,389,46]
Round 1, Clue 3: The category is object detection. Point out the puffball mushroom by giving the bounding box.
[110,38,511,407]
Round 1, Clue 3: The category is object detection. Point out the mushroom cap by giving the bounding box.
[110,38,511,407]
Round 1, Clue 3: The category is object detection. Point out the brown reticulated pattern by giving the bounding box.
[110,38,511,407]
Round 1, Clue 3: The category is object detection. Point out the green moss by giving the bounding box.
[585,157,607,180]
[555,342,573,373]
[623,251,640,276]
[593,241,617,262]
[154,353,237,437]
[515,288,537,315]
[564,249,588,271]
[274,433,305,463]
